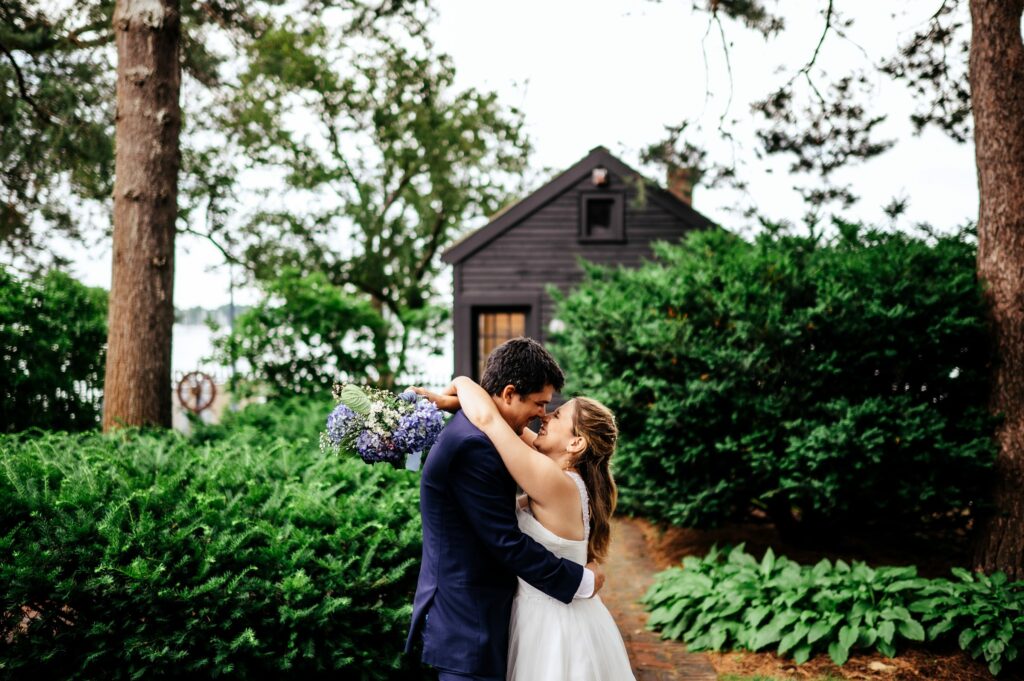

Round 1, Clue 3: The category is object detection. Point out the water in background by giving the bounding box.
[173,324,226,376]
[171,323,453,389]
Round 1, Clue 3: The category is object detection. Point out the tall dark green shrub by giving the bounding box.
[552,222,996,533]
[0,421,426,679]
[0,266,107,432]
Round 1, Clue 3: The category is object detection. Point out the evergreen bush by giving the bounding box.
[552,223,996,534]
[0,266,107,432]
[0,420,426,679]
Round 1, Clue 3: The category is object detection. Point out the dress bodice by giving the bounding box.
[515,471,590,570]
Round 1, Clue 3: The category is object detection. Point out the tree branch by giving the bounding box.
[177,226,254,275]
[713,13,734,132]
[349,275,400,316]
[318,93,375,212]
[805,0,834,76]
[62,21,113,49]
[0,40,53,123]
[699,12,715,118]
[411,210,447,284]
[378,168,416,225]
[784,0,834,105]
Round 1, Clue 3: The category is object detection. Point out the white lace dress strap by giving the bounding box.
[565,471,590,542]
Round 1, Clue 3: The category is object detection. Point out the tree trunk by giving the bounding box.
[969,0,1024,579]
[102,0,181,431]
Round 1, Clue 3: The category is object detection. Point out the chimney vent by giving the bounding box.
[667,166,694,206]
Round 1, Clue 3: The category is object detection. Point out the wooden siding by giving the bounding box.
[452,167,704,378]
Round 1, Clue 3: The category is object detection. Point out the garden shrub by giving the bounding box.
[191,394,328,449]
[551,222,996,533]
[0,266,107,432]
[643,546,1023,676]
[0,420,426,679]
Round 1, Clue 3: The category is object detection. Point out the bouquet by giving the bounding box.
[320,383,446,469]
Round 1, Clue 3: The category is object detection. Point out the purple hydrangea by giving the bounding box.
[392,398,446,456]
[325,403,358,446]
[355,429,401,464]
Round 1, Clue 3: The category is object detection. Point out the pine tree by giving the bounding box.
[102,0,181,429]
[967,0,1024,579]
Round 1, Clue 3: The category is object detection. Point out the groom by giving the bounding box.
[406,337,604,680]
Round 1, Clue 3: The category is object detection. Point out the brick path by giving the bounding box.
[601,517,718,681]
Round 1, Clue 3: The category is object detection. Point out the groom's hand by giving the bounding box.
[408,386,460,413]
[586,561,606,595]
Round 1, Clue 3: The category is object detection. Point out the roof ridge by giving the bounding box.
[441,146,714,265]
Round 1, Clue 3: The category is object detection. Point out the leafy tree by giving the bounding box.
[3,1,519,391]
[0,1,115,266]
[2,1,432,428]
[211,268,385,396]
[0,1,429,270]
[0,266,107,431]
[197,25,530,384]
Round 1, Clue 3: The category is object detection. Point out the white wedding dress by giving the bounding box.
[507,472,636,681]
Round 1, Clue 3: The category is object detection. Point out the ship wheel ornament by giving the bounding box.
[176,371,217,414]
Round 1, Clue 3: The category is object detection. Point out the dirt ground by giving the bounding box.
[631,518,1020,681]
[635,516,971,577]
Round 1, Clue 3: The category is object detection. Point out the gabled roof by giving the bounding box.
[442,145,716,265]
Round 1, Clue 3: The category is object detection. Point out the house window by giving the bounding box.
[475,310,527,379]
[579,193,624,242]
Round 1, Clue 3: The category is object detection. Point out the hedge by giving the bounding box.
[0,266,107,432]
[552,222,997,534]
[0,410,427,679]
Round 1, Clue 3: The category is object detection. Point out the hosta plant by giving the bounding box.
[643,545,1023,676]
[914,568,1024,676]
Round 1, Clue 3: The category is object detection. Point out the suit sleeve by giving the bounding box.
[448,435,584,604]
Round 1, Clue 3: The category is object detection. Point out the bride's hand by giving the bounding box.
[408,385,461,413]
[586,561,606,596]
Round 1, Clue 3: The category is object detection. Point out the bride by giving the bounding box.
[416,376,636,681]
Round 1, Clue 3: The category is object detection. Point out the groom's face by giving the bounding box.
[499,383,555,435]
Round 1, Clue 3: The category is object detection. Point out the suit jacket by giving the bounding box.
[405,411,584,676]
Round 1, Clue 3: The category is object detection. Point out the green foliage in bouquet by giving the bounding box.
[0,415,426,679]
[0,266,108,432]
[551,223,996,534]
[643,546,1024,676]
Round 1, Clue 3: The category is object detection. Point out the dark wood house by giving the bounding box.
[442,145,716,381]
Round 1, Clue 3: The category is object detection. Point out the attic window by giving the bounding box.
[579,192,624,243]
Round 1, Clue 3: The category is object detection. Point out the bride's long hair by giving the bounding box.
[569,397,619,563]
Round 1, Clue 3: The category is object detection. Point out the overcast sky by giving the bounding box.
[64,0,979,311]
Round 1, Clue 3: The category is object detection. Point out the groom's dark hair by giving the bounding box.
[480,336,565,396]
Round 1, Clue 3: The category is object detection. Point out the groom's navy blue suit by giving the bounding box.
[406,411,584,678]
